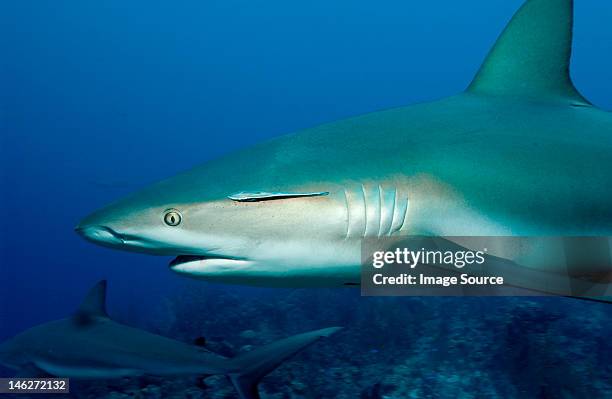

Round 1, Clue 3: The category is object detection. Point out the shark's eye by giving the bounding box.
[163,210,182,226]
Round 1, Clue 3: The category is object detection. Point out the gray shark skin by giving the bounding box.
[0,281,341,399]
[77,0,612,288]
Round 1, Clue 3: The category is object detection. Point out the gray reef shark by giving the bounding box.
[0,281,341,399]
[77,0,611,289]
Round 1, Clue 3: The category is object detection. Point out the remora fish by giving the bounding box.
[0,281,341,399]
[77,0,612,287]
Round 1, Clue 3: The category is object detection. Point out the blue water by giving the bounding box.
[2,1,612,397]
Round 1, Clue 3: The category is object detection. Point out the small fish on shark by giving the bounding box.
[0,281,341,399]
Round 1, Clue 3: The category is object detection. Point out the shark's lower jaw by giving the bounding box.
[168,252,362,287]
[169,255,254,274]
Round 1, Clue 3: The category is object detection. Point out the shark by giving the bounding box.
[0,281,341,399]
[76,0,612,288]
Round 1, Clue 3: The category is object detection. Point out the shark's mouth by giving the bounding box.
[169,255,208,268]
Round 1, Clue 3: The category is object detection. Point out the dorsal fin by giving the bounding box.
[467,0,590,106]
[74,280,109,322]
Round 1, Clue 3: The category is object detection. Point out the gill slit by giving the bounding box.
[388,186,397,236]
[377,185,384,237]
[361,184,368,238]
[343,189,350,240]
[401,197,410,232]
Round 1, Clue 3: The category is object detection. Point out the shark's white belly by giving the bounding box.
[34,360,143,379]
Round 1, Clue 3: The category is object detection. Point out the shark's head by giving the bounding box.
[76,156,361,286]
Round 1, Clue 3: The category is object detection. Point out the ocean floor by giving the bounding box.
[60,285,612,399]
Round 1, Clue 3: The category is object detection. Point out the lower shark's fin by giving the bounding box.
[226,327,341,399]
[73,280,109,324]
[467,0,590,106]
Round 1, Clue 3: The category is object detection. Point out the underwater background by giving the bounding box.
[2,0,612,397]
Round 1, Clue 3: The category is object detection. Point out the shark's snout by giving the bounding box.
[75,209,193,255]
[76,225,126,247]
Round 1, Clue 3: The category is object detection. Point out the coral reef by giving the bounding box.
[61,285,612,398]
